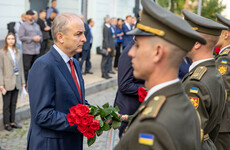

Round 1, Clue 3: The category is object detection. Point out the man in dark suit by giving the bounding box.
[178,57,192,80]
[78,15,93,74]
[182,9,227,150]
[122,15,133,49]
[214,13,230,150]
[101,16,115,79]
[115,0,207,149]
[114,39,145,138]
[27,13,88,150]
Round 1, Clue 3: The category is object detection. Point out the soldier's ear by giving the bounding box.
[224,30,230,40]
[153,44,164,63]
[194,42,201,50]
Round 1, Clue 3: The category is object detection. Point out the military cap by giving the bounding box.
[183,9,228,36]
[216,13,230,29]
[127,0,206,52]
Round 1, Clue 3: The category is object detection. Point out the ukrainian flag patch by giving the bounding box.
[190,87,198,93]
[139,133,154,146]
[221,60,227,64]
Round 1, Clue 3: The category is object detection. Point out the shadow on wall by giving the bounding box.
[0,40,4,49]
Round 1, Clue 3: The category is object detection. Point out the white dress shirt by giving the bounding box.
[53,44,80,87]
[144,78,180,101]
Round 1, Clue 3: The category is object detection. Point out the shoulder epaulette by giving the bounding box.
[190,66,207,80]
[140,95,166,119]
[220,49,230,56]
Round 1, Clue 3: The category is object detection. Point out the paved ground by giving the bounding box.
[0,86,120,150]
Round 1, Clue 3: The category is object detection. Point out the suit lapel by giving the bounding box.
[50,47,82,104]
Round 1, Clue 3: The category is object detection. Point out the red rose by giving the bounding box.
[75,104,90,117]
[69,106,78,117]
[78,124,88,133]
[83,128,96,139]
[90,119,100,130]
[82,114,94,126]
[138,87,148,103]
[75,114,82,124]
[67,114,75,126]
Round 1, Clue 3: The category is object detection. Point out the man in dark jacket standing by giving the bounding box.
[114,39,145,138]
[101,16,115,79]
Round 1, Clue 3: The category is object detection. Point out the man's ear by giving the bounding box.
[56,32,64,44]
[152,44,164,63]
[224,30,230,40]
[194,42,202,50]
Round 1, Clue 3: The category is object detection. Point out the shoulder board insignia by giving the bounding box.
[141,96,166,118]
[190,66,207,80]
[220,49,230,56]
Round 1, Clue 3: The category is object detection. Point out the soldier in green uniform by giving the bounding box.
[114,0,207,149]
[214,13,230,150]
[181,10,228,150]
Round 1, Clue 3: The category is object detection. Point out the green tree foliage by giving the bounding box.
[195,0,226,20]
[158,0,226,19]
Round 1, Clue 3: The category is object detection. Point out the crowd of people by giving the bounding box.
[1,0,230,149]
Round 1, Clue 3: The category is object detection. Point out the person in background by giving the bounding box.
[131,16,137,28]
[114,39,145,138]
[122,15,133,49]
[33,10,38,22]
[182,9,227,150]
[101,15,115,79]
[108,17,117,74]
[77,15,93,74]
[14,13,26,51]
[46,0,59,19]
[214,13,230,150]
[37,10,51,56]
[19,10,42,84]
[0,33,25,131]
[46,10,57,51]
[114,18,124,70]
[178,57,192,80]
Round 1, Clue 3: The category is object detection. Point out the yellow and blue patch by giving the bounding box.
[139,133,154,146]
[221,60,227,64]
[190,87,198,94]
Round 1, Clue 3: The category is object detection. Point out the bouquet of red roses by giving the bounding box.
[67,103,122,146]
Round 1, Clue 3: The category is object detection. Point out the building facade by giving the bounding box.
[0,0,139,53]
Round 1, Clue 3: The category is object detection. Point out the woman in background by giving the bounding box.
[0,33,25,131]
[114,18,124,70]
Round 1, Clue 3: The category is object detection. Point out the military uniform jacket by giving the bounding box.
[215,47,230,133]
[182,60,225,143]
[114,82,201,150]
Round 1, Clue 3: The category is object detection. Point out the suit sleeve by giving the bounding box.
[28,60,78,132]
[183,80,211,130]
[103,27,110,49]
[118,43,144,95]
[122,24,129,35]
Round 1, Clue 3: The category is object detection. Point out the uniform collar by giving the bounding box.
[219,45,230,54]
[144,78,180,101]
[189,58,214,72]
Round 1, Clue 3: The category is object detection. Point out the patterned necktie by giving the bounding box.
[68,59,82,103]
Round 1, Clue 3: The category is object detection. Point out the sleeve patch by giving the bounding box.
[218,65,227,75]
[139,133,154,146]
[189,97,199,109]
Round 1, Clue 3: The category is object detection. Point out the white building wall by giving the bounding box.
[0,0,29,40]
[222,0,230,19]
[56,0,81,14]
[87,0,136,54]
